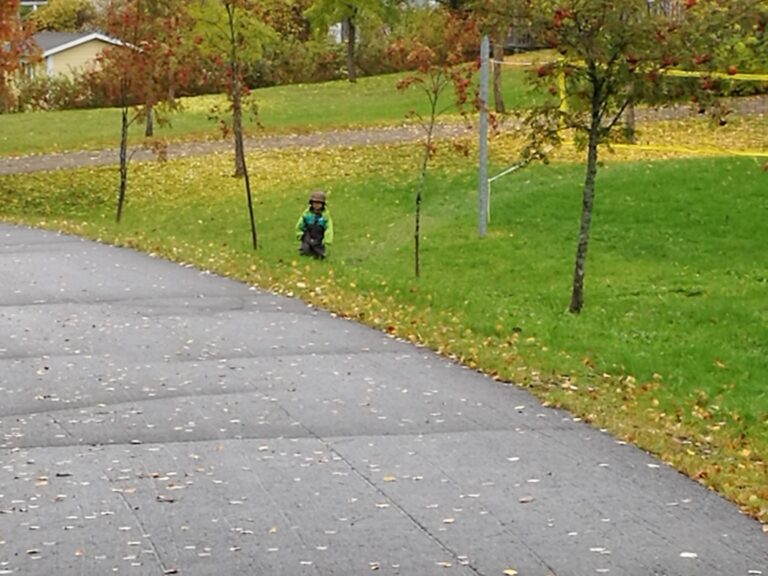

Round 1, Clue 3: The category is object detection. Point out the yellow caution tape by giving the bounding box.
[612,143,768,157]
[556,139,768,158]
[662,69,768,82]
[495,59,768,82]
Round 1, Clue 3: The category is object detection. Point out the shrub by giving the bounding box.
[14,73,101,112]
[254,37,347,86]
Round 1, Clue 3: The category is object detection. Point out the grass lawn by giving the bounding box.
[0,67,540,157]
[0,122,766,522]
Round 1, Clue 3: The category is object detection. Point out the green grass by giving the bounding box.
[0,95,766,521]
[0,68,537,157]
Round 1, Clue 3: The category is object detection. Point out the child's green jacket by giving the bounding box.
[295,209,333,245]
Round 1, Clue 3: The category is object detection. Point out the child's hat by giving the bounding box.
[309,191,326,204]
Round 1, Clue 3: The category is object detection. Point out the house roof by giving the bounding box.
[33,31,121,57]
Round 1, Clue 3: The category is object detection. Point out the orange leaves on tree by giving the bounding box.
[0,0,40,112]
[99,0,194,109]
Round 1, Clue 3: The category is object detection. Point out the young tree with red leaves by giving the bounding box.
[389,9,479,277]
[526,0,758,313]
[0,0,40,112]
[100,0,193,223]
[137,0,191,138]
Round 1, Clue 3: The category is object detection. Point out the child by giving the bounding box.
[296,190,333,259]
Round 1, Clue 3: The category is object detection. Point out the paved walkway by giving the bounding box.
[0,223,766,576]
[0,124,471,175]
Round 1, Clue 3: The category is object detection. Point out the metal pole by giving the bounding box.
[478,35,490,237]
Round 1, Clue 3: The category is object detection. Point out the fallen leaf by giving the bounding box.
[679,552,698,558]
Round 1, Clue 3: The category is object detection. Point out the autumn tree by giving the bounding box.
[0,0,40,112]
[525,0,755,313]
[188,0,276,249]
[100,0,193,222]
[137,0,194,137]
[390,9,479,277]
[305,0,399,83]
[261,0,313,41]
[252,0,318,85]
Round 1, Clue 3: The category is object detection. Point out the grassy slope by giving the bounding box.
[0,134,765,521]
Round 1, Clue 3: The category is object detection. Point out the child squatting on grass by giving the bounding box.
[296,190,333,259]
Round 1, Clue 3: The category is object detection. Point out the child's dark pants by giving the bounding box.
[300,225,326,259]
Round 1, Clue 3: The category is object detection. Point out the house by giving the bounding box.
[30,31,121,78]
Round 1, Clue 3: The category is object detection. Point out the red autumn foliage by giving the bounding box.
[1,0,40,111]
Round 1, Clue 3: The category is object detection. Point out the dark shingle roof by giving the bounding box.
[33,31,87,52]
[33,31,120,55]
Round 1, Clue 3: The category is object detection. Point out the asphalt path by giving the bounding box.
[0,223,766,576]
[1,94,766,176]
[0,124,471,176]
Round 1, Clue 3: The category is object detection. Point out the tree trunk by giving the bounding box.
[241,147,258,250]
[492,35,505,114]
[623,102,636,143]
[231,74,257,247]
[415,175,422,278]
[415,136,429,277]
[415,94,439,278]
[226,3,245,178]
[569,97,602,313]
[346,17,357,83]
[232,82,245,178]
[145,104,154,137]
[116,105,129,223]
